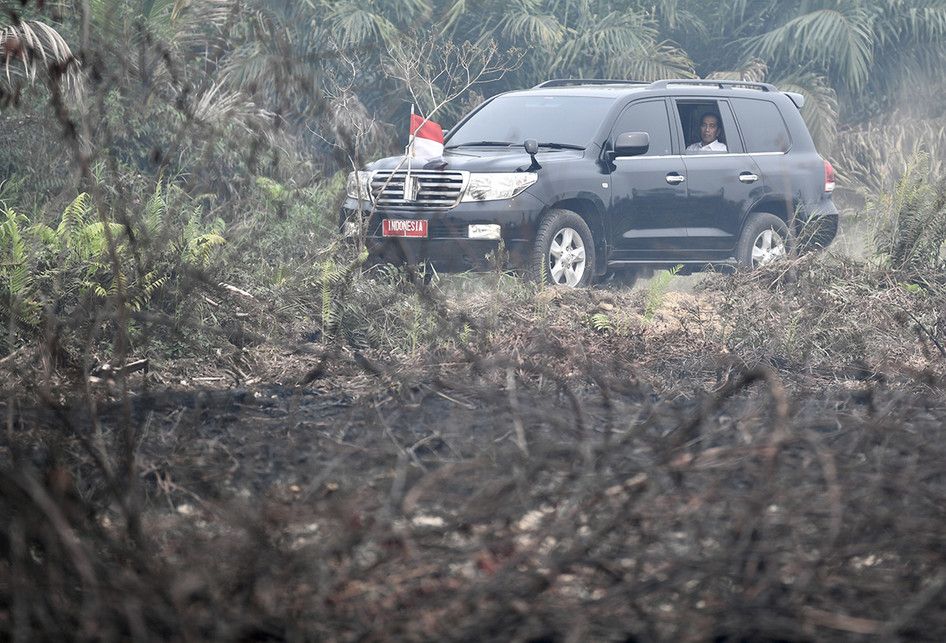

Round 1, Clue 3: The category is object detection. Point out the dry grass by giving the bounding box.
[3,251,946,640]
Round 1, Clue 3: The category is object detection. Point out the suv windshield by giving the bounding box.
[446,94,617,149]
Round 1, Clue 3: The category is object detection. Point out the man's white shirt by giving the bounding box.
[686,139,727,152]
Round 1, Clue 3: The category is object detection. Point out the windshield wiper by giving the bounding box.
[536,142,585,150]
[444,141,516,149]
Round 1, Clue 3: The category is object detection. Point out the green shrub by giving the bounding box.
[870,154,946,275]
[221,174,344,290]
[0,186,226,356]
[644,265,682,321]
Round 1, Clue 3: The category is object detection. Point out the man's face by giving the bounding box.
[700,115,720,145]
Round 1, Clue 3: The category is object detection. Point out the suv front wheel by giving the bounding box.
[736,212,791,268]
[529,209,596,287]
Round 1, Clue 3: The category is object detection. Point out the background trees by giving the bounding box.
[4,0,945,192]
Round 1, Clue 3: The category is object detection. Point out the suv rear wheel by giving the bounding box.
[530,209,596,287]
[737,213,790,268]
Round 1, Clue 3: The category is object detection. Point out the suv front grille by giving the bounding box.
[370,170,468,210]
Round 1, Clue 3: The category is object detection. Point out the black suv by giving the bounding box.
[341,79,839,287]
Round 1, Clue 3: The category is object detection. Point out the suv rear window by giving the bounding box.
[731,98,791,153]
[446,95,617,149]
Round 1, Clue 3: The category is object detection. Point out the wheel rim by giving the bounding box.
[751,228,786,267]
[548,227,587,286]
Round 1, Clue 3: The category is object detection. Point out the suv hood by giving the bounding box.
[366,148,585,173]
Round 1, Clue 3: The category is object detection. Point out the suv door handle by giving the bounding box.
[666,173,686,185]
[738,172,759,183]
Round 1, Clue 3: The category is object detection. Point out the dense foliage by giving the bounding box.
[4,1,946,175]
[1,0,945,363]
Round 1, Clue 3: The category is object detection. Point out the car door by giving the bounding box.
[676,99,765,253]
[729,95,797,215]
[606,99,689,259]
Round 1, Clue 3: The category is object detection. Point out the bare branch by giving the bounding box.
[383,34,523,122]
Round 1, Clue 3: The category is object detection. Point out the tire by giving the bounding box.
[736,213,791,268]
[529,209,596,287]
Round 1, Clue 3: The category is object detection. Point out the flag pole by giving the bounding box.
[404,104,414,200]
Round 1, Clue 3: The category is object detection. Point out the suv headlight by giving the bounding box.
[461,172,537,202]
[346,171,372,201]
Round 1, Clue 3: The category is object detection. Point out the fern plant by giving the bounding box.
[871,153,946,275]
[644,264,682,321]
[589,312,614,333]
[0,209,41,333]
[183,208,226,268]
[318,257,349,340]
[1,185,229,355]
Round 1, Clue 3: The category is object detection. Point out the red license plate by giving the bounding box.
[382,219,428,238]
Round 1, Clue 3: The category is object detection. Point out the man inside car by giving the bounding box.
[686,112,727,152]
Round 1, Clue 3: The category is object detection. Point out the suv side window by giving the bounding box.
[610,100,672,156]
[730,98,792,153]
[674,100,742,153]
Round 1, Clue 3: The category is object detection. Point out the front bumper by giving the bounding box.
[340,192,547,271]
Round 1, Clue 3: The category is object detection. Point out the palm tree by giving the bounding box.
[1,19,81,101]
[640,0,946,152]
[695,2,945,105]
[432,0,693,83]
[743,2,876,93]
[546,0,694,80]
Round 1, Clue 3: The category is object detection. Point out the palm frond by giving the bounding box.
[166,0,238,46]
[836,114,946,197]
[375,0,434,25]
[140,0,176,36]
[56,193,94,248]
[439,0,469,33]
[73,221,126,263]
[647,0,702,32]
[129,270,171,311]
[744,7,874,90]
[707,58,767,82]
[29,223,58,248]
[553,9,654,74]
[773,73,839,154]
[1,20,81,96]
[144,183,167,236]
[0,208,39,325]
[191,78,269,134]
[86,0,127,28]
[586,11,652,55]
[869,152,946,273]
[498,2,564,50]
[327,90,389,162]
[609,42,695,81]
[329,5,399,48]
[876,1,946,46]
[185,232,226,267]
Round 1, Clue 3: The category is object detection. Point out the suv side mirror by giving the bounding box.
[613,131,649,157]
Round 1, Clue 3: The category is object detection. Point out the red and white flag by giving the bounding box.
[409,113,444,160]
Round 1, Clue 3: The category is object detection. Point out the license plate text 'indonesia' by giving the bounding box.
[382,219,428,238]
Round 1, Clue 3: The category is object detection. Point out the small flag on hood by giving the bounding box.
[409,113,444,160]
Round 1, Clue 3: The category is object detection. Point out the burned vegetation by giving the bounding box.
[3,1,946,641]
[4,259,946,641]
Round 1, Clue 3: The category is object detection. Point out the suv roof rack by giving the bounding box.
[533,79,647,88]
[648,79,778,92]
